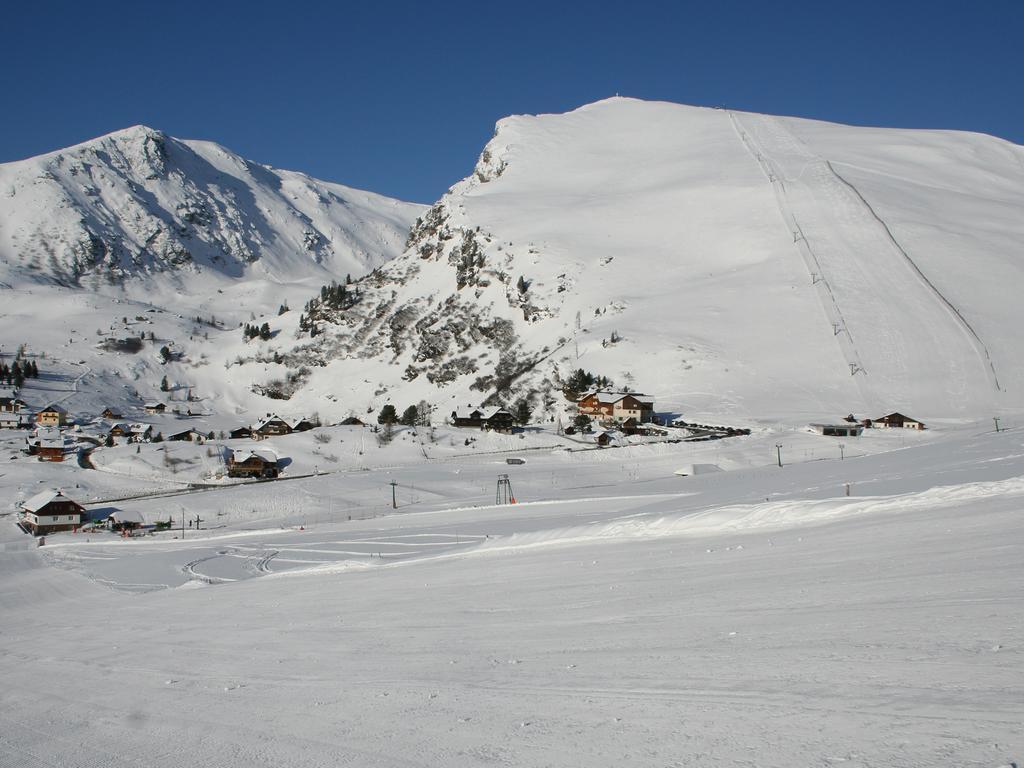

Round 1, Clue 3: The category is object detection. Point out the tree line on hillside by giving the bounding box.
[242,322,272,341]
[1,360,39,386]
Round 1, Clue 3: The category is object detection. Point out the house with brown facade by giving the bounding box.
[253,415,292,439]
[143,402,167,415]
[577,391,655,424]
[451,407,516,433]
[227,448,280,478]
[21,490,85,535]
[26,426,62,457]
[38,434,66,462]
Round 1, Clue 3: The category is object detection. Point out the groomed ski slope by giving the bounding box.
[729,110,1001,416]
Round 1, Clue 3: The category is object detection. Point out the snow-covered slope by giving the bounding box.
[293,98,1024,424]
[0,125,421,287]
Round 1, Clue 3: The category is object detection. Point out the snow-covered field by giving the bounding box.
[2,419,1021,766]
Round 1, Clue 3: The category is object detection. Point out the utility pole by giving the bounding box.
[839,443,845,460]
[193,514,203,530]
[390,480,397,509]
[993,417,1001,433]
[181,508,185,539]
[775,443,783,468]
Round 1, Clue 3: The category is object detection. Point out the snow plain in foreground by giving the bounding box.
[1,420,1021,767]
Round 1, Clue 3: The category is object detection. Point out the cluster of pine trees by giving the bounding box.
[378,402,433,427]
[242,322,272,341]
[1,360,39,386]
[298,278,360,337]
[563,368,613,398]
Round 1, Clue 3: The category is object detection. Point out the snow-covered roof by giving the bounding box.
[143,402,165,409]
[254,414,288,430]
[39,403,68,414]
[108,510,145,524]
[452,406,511,420]
[129,423,152,434]
[231,448,278,464]
[581,391,654,406]
[23,489,79,513]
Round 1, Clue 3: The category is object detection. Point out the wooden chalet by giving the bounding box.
[577,391,655,424]
[38,434,66,462]
[1,395,28,414]
[619,417,668,437]
[868,412,925,430]
[21,490,84,535]
[26,426,61,456]
[101,407,123,419]
[229,426,253,439]
[253,414,292,439]
[227,448,280,479]
[290,418,317,433]
[340,416,366,427]
[451,407,515,433]
[109,423,152,442]
[36,404,68,427]
[168,429,205,442]
[596,429,627,447]
[143,402,167,415]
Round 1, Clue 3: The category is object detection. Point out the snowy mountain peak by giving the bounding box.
[0,126,423,287]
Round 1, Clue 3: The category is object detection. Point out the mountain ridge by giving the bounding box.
[0,124,423,287]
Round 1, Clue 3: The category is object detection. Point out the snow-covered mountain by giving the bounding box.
[3,101,1022,427]
[0,125,421,287]
[289,98,1024,423]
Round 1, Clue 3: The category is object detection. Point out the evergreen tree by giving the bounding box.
[573,413,592,432]
[160,375,169,392]
[377,404,398,425]
[513,398,532,426]
[399,405,418,426]
[259,322,271,340]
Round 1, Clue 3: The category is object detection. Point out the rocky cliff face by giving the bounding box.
[0,126,422,287]
[283,134,570,409]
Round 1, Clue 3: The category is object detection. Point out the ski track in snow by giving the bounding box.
[727,110,998,416]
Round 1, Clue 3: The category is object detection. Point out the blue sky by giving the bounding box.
[3,1,1021,203]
